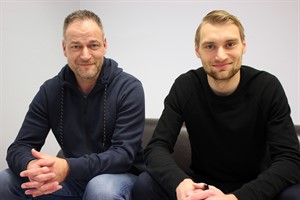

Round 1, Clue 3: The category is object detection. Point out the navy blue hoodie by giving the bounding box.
[6,57,145,181]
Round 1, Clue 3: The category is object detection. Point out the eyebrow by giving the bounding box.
[89,40,101,43]
[225,38,239,43]
[201,38,240,46]
[69,40,101,45]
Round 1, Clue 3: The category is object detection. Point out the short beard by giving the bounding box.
[76,67,101,80]
[206,67,240,81]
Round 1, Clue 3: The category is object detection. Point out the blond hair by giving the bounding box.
[195,10,245,46]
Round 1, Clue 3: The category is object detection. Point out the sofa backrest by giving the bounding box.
[296,125,300,136]
[142,119,191,171]
[142,119,300,172]
[57,120,300,172]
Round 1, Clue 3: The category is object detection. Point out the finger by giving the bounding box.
[21,181,44,189]
[32,149,55,162]
[31,149,43,159]
[20,166,50,177]
[23,159,55,173]
[33,172,56,182]
[35,158,56,168]
[39,181,62,194]
[192,182,209,190]
[26,182,62,197]
[24,188,42,197]
[31,150,56,167]
[27,172,56,183]
[186,190,210,200]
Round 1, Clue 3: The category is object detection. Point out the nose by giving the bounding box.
[80,47,91,60]
[215,47,227,61]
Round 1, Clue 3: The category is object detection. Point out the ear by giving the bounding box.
[103,37,108,54]
[62,40,67,57]
[195,45,200,58]
[242,39,246,54]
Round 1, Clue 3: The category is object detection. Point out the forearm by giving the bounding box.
[227,194,238,200]
[6,144,36,175]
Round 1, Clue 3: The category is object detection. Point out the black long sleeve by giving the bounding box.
[145,66,300,200]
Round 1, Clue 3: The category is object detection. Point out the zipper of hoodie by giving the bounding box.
[83,95,93,153]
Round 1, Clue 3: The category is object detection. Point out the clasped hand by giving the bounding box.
[176,178,238,200]
[20,149,69,197]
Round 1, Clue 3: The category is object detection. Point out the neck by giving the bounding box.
[208,71,240,96]
[76,78,97,95]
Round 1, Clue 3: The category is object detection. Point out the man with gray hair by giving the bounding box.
[0,10,145,200]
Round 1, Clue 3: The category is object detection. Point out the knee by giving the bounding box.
[84,174,136,200]
[0,169,18,191]
[275,183,300,200]
[133,171,152,196]
[133,171,162,199]
[0,169,24,197]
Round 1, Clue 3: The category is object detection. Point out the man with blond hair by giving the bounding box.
[134,10,300,200]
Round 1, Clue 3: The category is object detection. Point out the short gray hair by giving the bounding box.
[63,10,104,38]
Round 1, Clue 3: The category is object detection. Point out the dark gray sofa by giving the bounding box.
[57,119,300,172]
[142,119,300,172]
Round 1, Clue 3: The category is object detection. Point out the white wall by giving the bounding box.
[1,0,299,170]
[0,1,80,169]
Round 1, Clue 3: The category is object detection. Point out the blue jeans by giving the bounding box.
[0,168,137,200]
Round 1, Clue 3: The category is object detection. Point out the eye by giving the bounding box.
[202,43,216,51]
[89,43,100,50]
[225,40,239,49]
[205,44,215,50]
[226,42,235,48]
[70,45,81,50]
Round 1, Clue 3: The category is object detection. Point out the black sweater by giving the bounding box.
[145,66,300,200]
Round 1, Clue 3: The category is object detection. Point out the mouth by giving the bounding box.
[78,63,94,68]
[212,63,231,69]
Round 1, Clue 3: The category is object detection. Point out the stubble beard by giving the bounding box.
[75,65,101,80]
[207,67,240,81]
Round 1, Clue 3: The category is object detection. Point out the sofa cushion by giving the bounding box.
[142,119,300,172]
[57,120,300,173]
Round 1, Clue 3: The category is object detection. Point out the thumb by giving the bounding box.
[192,182,208,190]
[31,148,43,159]
[30,149,56,168]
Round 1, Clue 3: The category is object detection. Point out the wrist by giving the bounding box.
[61,158,70,181]
[26,159,36,170]
[227,194,238,200]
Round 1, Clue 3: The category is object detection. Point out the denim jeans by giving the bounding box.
[0,168,137,200]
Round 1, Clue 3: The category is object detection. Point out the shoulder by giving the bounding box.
[105,58,143,87]
[173,67,205,88]
[36,66,68,99]
[241,65,286,104]
[119,70,142,85]
[242,65,279,83]
[43,65,67,87]
[112,70,143,95]
[241,65,282,91]
[166,67,205,102]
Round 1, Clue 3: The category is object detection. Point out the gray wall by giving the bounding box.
[1,1,299,170]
